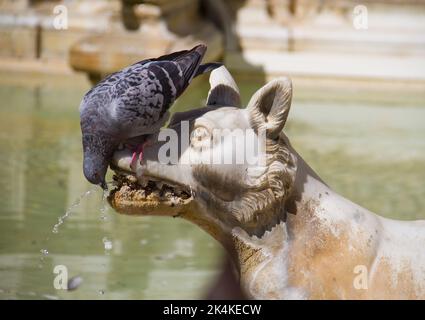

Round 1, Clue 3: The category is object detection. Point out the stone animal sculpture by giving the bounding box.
[108,66,425,299]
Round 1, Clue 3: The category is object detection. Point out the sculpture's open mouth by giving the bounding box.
[107,170,193,216]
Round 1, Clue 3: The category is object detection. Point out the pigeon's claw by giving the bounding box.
[130,151,138,172]
[129,143,146,172]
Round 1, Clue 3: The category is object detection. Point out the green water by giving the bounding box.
[0,72,424,299]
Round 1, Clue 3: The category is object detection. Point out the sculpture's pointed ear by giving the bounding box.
[206,66,241,107]
[247,77,292,139]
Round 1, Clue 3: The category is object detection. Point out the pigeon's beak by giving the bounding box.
[100,180,108,191]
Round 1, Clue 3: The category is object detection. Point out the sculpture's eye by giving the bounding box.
[190,126,211,149]
[191,126,210,142]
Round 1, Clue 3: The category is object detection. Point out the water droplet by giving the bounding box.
[102,237,112,251]
[51,188,95,234]
[99,189,110,221]
[37,188,99,270]
[98,290,105,295]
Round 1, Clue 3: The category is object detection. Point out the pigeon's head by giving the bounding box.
[83,154,108,190]
[82,133,112,190]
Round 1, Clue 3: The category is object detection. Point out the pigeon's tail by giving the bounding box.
[194,62,223,77]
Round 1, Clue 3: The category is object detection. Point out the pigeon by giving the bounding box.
[79,44,221,189]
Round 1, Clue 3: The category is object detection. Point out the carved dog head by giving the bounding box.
[109,67,297,236]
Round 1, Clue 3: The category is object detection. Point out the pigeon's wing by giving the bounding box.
[110,45,211,138]
[147,49,190,62]
[167,46,222,92]
[109,62,176,137]
[171,44,207,92]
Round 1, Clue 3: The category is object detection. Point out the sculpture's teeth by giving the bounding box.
[170,197,180,205]
[140,179,148,188]
[120,173,192,199]
[126,174,138,184]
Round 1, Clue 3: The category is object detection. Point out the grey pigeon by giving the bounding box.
[79,44,220,189]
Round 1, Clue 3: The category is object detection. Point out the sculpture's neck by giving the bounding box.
[184,148,371,298]
[224,150,370,298]
[284,148,373,236]
[285,148,335,225]
[224,152,337,298]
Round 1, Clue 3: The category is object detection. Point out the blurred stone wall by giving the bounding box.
[0,0,223,79]
[0,0,424,83]
[0,0,118,61]
[224,0,425,82]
